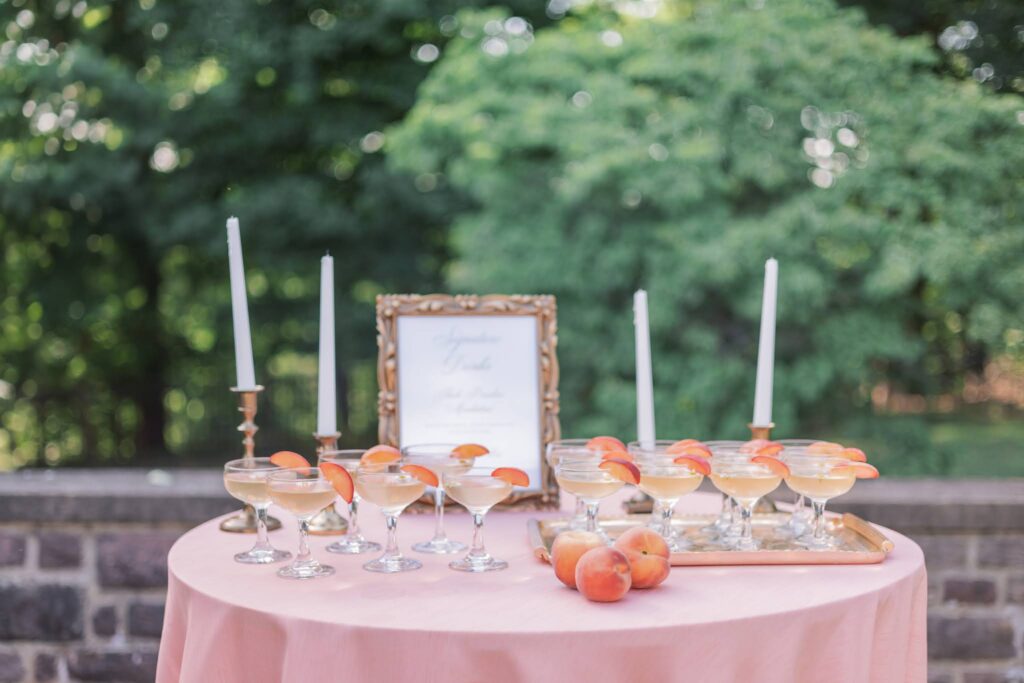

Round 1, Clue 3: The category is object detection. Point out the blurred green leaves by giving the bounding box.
[390,0,1024,464]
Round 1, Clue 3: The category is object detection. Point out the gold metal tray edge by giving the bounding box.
[528,513,894,567]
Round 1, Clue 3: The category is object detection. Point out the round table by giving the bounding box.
[156,492,927,683]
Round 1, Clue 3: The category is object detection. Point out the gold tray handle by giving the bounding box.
[841,513,895,553]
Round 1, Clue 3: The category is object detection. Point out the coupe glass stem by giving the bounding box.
[739,502,754,545]
[660,502,674,539]
[296,519,311,565]
[348,496,361,536]
[585,501,600,533]
[469,513,487,559]
[252,505,272,552]
[431,486,447,541]
[573,497,586,522]
[383,514,400,560]
[811,499,827,543]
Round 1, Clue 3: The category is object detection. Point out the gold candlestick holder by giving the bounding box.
[306,431,348,536]
[220,385,282,533]
[748,422,775,440]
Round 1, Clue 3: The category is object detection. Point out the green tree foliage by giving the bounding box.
[0,0,547,467]
[390,0,1024,471]
[838,0,1024,94]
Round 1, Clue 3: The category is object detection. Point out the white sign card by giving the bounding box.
[396,315,543,490]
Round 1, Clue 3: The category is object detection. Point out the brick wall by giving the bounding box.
[0,470,1022,682]
[0,471,235,683]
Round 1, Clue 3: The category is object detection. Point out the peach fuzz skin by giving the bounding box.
[613,527,670,590]
[575,547,632,602]
[551,531,605,589]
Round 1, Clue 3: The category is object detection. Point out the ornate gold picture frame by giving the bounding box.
[377,294,561,508]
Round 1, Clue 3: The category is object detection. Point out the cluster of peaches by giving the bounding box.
[552,527,671,603]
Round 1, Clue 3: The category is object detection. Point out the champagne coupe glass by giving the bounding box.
[547,441,601,530]
[709,450,784,551]
[703,441,746,540]
[776,439,818,536]
[781,452,857,550]
[266,467,336,579]
[554,460,626,538]
[222,458,292,564]
[318,449,381,555]
[444,467,516,572]
[632,444,705,551]
[401,443,471,554]
[357,470,427,573]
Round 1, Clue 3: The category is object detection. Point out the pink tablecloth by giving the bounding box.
[157,492,927,683]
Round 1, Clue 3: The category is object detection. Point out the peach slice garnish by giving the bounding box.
[361,444,402,465]
[807,441,844,455]
[269,451,311,469]
[600,449,635,463]
[832,462,879,479]
[673,454,711,476]
[840,447,868,462]
[400,464,439,488]
[669,443,712,459]
[319,462,354,503]
[751,454,790,478]
[599,458,641,485]
[742,438,770,451]
[492,467,530,487]
[586,436,626,452]
[666,439,702,454]
[451,443,490,459]
[754,442,783,457]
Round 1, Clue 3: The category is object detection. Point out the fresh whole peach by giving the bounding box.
[551,531,605,589]
[575,547,632,602]
[613,527,671,589]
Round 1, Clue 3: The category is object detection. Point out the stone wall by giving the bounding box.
[0,470,1022,682]
[0,470,235,683]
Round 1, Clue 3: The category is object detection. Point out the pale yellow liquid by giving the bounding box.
[710,473,781,502]
[405,456,472,481]
[638,472,703,501]
[356,475,426,514]
[445,477,513,511]
[556,475,623,501]
[223,472,271,506]
[268,481,337,518]
[786,472,856,500]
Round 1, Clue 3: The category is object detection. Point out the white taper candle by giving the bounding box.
[752,258,778,427]
[226,217,257,390]
[634,289,656,448]
[316,253,337,435]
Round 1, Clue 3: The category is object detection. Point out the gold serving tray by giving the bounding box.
[529,513,894,566]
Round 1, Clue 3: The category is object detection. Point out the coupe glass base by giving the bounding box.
[449,555,508,572]
[234,547,291,564]
[363,555,423,573]
[796,534,840,551]
[412,538,466,554]
[326,536,381,555]
[276,561,334,579]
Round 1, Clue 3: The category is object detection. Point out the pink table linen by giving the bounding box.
[157,492,926,683]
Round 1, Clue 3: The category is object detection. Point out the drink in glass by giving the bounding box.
[709,451,787,551]
[222,458,292,564]
[444,467,528,572]
[401,443,482,554]
[357,468,429,573]
[317,449,382,555]
[266,467,336,579]
[782,451,877,550]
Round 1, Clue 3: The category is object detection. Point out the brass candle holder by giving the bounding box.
[306,431,348,536]
[748,422,774,440]
[220,386,282,533]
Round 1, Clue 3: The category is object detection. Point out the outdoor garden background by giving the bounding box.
[0,0,1023,681]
